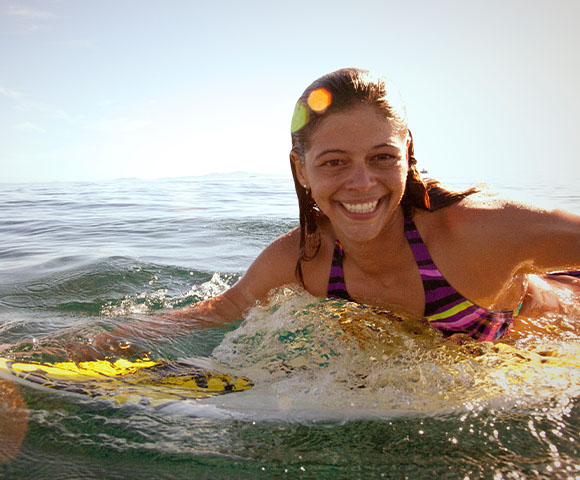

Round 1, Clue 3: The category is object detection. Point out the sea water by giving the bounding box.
[0,173,579,479]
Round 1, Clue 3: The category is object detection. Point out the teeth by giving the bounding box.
[340,200,379,214]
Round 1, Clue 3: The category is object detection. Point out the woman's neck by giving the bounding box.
[334,208,410,275]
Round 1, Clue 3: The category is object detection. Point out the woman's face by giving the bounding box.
[294,105,409,243]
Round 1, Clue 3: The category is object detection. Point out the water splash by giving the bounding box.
[100,272,235,316]
[177,272,234,302]
[211,286,580,418]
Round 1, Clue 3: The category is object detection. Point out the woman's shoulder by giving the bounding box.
[237,220,337,301]
[421,188,533,233]
[257,226,302,265]
[412,189,536,270]
[232,227,301,304]
[416,187,578,272]
[413,191,530,308]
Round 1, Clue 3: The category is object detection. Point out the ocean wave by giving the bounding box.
[0,257,234,315]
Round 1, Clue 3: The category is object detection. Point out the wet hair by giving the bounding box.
[290,68,476,285]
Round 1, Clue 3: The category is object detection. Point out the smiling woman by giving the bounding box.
[285,70,579,338]
[59,67,578,350]
[7,68,577,356]
[57,67,569,350]
[293,105,409,243]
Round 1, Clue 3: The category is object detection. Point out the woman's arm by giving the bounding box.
[444,195,580,275]
[1,228,302,360]
[88,228,303,355]
[421,194,580,311]
[474,201,580,274]
[517,207,580,272]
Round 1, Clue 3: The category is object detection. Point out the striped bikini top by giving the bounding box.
[327,216,515,341]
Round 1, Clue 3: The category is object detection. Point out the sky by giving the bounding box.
[1,0,579,184]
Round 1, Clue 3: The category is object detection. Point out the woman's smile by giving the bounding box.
[338,196,385,216]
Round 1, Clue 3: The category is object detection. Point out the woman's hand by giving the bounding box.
[64,333,151,362]
[0,283,264,363]
[0,330,150,363]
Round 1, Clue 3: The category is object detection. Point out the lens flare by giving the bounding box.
[291,89,333,134]
[0,380,29,463]
[307,88,332,112]
[291,102,309,134]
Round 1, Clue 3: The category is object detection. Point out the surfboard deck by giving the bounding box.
[0,357,253,409]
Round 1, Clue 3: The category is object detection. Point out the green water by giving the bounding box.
[1,175,579,479]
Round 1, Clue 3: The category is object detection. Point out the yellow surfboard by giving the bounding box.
[0,357,253,408]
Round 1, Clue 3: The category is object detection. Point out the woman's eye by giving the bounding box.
[322,159,343,167]
[374,153,395,162]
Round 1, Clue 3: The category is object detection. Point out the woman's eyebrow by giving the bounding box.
[315,143,400,159]
[315,148,347,159]
[371,142,399,150]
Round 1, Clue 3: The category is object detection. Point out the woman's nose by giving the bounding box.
[347,161,377,190]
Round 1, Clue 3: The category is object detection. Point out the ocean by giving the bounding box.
[0,173,579,479]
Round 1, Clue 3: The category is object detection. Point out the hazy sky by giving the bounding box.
[1,0,579,184]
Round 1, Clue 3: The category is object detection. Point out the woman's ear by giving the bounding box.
[290,151,310,190]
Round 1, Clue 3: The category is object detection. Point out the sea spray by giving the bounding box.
[211,286,580,417]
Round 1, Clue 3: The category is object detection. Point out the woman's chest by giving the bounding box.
[302,228,428,317]
[343,260,426,317]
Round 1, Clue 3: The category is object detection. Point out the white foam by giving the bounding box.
[199,286,580,421]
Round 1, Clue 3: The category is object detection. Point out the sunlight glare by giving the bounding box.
[307,88,332,112]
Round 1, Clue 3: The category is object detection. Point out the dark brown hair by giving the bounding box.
[290,68,476,285]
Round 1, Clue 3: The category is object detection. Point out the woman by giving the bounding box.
[140,68,579,346]
[4,68,578,357]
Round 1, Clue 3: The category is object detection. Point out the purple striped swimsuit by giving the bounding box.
[327,217,514,341]
[402,217,515,341]
[328,216,580,341]
[327,241,351,300]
